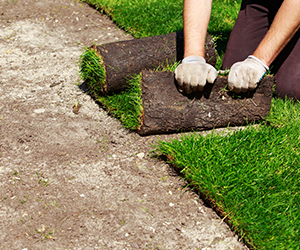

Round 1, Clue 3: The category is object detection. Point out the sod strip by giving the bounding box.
[81,32,216,95]
[137,71,273,135]
[154,117,300,249]
[97,73,143,131]
[79,47,106,95]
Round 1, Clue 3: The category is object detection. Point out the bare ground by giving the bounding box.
[0,0,248,249]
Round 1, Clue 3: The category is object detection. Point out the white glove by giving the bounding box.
[228,55,269,93]
[175,55,218,94]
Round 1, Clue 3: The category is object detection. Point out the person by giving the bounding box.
[175,0,300,100]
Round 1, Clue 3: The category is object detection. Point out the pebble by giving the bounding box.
[33,108,45,114]
[137,152,145,159]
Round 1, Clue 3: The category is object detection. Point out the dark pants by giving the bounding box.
[222,0,300,100]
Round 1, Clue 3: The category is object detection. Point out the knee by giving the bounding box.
[274,75,300,101]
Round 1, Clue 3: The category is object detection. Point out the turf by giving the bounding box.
[79,0,300,248]
[82,0,241,70]
[98,73,143,130]
[96,63,179,130]
[154,98,300,249]
[79,47,105,96]
[78,46,144,130]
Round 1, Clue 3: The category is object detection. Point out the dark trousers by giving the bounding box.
[222,0,300,100]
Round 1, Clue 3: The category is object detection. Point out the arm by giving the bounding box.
[253,0,300,67]
[175,0,217,94]
[183,0,213,58]
[228,0,300,93]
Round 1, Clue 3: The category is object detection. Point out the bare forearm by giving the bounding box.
[183,0,213,58]
[253,0,300,66]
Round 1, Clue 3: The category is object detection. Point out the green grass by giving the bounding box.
[78,43,179,130]
[78,46,142,130]
[154,98,300,249]
[96,62,179,130]
[79,0,242,96]
[98,73,143,130]
[82,0,241,70]
[79,47,106,96]
[79,1,300,248]
[78,43,170,130]
[82,0,184,38]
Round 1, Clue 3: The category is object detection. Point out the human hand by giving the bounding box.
[175,55,218,94]
[228,55,269,93]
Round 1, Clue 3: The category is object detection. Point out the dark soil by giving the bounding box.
[0,0,248,249]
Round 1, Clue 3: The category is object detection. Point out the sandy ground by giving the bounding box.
[0,0,248,249]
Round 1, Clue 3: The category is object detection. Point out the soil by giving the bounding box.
[0,0,248,249]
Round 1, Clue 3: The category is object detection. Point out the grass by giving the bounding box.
[78,46,144,130]
[82,0,184,38]
[98,73,143,130]
[97,62,179,130]
[79,0,300,248]
[79,0,242,95]
[82,0,241,70]
[154,98,300,249]
[79,46,106,96]
[79,0,242,127]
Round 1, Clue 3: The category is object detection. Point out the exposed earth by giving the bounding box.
[0,0,248,249]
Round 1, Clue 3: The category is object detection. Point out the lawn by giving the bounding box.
[80,0,300,249]
[155,97,300,249]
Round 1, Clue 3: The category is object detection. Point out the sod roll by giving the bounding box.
[137,71,273,135]
[90,31,216,94]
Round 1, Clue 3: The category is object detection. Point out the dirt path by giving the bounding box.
[0,0,248,249]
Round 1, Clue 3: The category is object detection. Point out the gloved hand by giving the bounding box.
[228,55,269,93]
[175,55,218,94]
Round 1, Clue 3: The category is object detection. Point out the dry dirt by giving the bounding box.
[0,0,248,249]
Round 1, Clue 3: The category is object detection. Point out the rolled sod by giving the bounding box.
[82,31,216,95]
[137,71,273,135]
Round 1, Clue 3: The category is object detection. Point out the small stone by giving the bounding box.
[199,207,205,213]
[137,152,145,159]
[33,108,45,114]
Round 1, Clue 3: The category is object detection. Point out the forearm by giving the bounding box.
[253,0,300,66]
[183,0,213,58]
